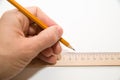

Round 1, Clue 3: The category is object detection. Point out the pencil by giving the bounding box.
[7,0,75,51]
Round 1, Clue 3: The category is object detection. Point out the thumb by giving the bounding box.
[26,25,63,55]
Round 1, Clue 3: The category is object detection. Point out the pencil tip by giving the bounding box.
[68,45,75,51]
[72,48,75,51]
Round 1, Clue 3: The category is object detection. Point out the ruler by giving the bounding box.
[30,52,120,67]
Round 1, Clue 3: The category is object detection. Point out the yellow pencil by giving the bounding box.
[7,0,75,50]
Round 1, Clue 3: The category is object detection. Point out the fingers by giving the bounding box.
[41,48,54,57]
[41,42,62,57]
[25,6,57,26]
[37,54,58,64]
[27,23,43,36]
[38,42,62,64]
[24,25,63,59]
[38,53,61,64]
[52,42,62,55]
[25,7,58,36]
[37,25,63,51]
[29,25,63,52]
[22,6,58,36]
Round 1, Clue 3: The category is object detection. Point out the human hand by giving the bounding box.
[0,7,63,79]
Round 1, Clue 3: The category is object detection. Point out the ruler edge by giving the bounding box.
[29,52,120,67]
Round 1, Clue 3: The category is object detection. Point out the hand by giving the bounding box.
[0,7,63,79]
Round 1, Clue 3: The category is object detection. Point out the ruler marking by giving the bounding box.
[54,52,120,66]
[29,52,120,67]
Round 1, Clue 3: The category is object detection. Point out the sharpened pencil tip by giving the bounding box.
[72,48,75,51]
[68,45,75,51]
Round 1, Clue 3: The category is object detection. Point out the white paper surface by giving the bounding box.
[0,0,120,80]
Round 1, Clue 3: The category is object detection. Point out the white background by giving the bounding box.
[0,0,120,80]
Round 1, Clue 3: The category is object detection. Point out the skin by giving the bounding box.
[0,7,63,79]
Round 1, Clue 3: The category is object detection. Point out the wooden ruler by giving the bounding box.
[30,52,120,67]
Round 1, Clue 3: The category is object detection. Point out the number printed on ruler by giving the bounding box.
[54,52,120,66]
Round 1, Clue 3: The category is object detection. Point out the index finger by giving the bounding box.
[26,6,57,27]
